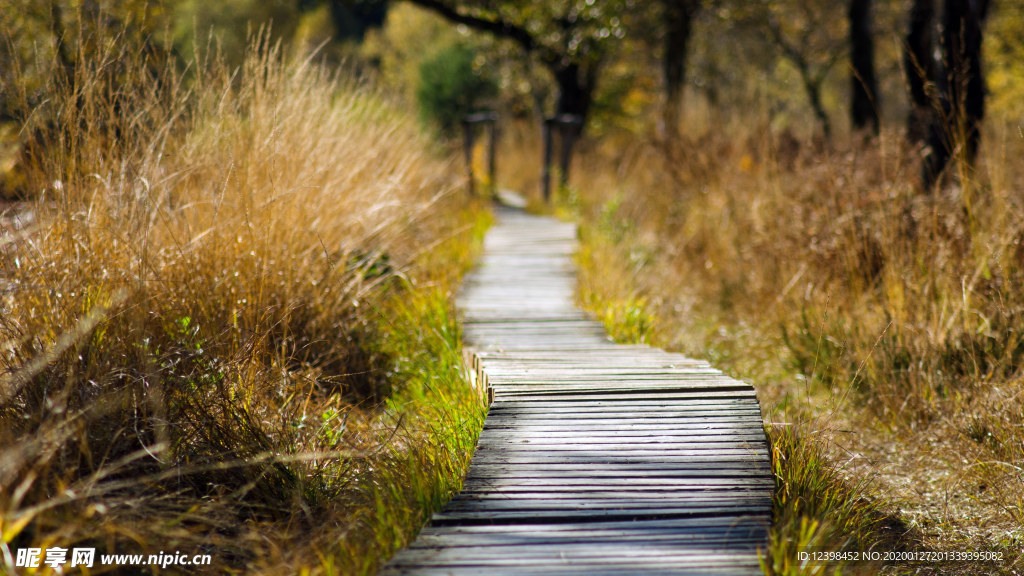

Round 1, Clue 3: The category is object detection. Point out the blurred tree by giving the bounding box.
[757,0,848,141]
[0,0,170,197]
[416,42,497,133]
[849,0,879,135]
[401,0,634,179]
[403,0,630,131]
[689,4,779,114]
[922,0,991,188]
[662,0,701,139]
[320,0,388,42]
[171,0,300,67]
[904,0,937,143]
[359,3,465,100]
[0,0,167,117]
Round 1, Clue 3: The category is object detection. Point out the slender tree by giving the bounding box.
[849,0,879,135]
[922,0,991,188]
[662,0,701,139]
[756,0,847,143]
[904,0,936,143]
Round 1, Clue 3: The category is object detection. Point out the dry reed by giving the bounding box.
[0,33,486,574]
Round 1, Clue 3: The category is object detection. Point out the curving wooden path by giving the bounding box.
[382,207,772,575]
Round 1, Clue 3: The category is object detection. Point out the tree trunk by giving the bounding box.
[327,0,389,42]
[945,0,989,164]
[550,59,599,183]
[905,0,936,143]
[807,79,831,143]
[662,0,700,139]
[791,61,831,143]
[922,0,990,188]
[552,61,595,125]
[48,0,77,83]
[849,0,879,135]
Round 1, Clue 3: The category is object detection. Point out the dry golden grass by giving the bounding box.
[555,112,1024,574]
[0,35,488,574]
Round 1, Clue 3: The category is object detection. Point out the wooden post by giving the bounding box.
[542,115,582,203]
[542,118,554,203]
[462,119,476,196]
[487,121,498,199]
[557,121,574,189]
[462,111,499,198]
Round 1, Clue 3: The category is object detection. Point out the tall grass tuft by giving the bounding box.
[0,32,487,574]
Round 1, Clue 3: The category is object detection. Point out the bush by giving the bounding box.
[416,42,496,135]
[0,34,485,574]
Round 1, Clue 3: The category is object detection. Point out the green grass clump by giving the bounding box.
[329,286,489,574]
[576,227,657,345]
[763,426,908,576]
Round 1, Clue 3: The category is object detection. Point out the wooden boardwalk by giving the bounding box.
[382,207,772,575]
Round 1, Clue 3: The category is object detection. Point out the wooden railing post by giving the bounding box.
[487,121,498,198]
[541,114,583,203]
[461,118,476,197]
[558,114,582,189]
[462,111,499,199]
[542,118,554,203]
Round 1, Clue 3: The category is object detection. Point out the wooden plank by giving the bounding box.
[477,431,768,441]
[483,417,764,426]
[390,546,766,563]
[414,516,769,536]
[431,505,772,524]
[486,404,764,414]
[409,530,768,548]
[491,390,760,402]
[385,561,761,569]
[410,533,765,550]
[485,406,762,416]
[447,491,773,503]
[445,492,773,502]
[485,398,761,408]
[488,383,754,392]
[459,477,774,489]
[467,456,769,467]
[464,465,771,478]
[482,367,725,375]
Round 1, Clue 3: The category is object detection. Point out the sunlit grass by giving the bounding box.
[0,33,489,574]
[546,108,1024,573]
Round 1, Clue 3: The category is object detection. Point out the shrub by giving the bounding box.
[416,42,496,135]
[0,33,484,574]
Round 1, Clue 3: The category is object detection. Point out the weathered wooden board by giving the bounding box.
[381,207,772,575]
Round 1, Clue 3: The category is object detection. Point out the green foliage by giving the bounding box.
[779,306,847,388]
[576,223,658,346]
[416,42,496,134]
[763,426,908,576]
[986,3,1024,116]
[360,3,461,101]
[170,0,301,67]
[335,286,489,574]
